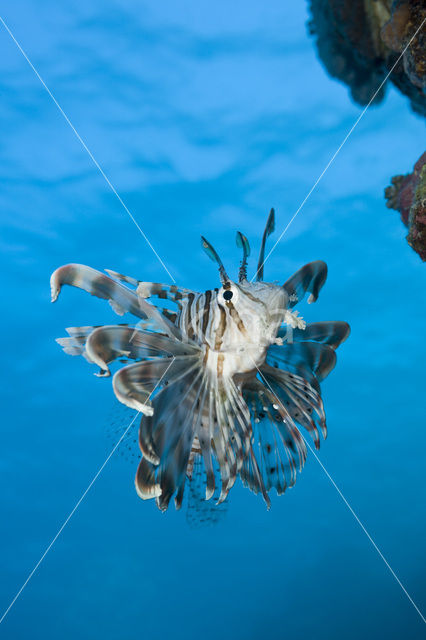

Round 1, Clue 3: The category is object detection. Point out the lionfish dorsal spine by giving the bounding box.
[256,207,275,281]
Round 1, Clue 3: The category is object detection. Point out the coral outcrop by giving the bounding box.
[307,0,426,116]
[385,152,426,260]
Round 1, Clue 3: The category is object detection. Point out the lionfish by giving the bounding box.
[51,209,349,511]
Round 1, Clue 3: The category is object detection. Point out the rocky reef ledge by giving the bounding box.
[307,0,426,116]
[385,152,426,260]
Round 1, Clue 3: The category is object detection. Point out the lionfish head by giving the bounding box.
[201,208,287,340]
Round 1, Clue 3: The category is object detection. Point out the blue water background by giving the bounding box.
[0,2,425,639]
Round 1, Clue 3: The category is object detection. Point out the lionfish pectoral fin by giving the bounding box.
[278,320,350,349]
[240,447,271,508]
[283,260,328,307]
[241,375,311,500]
[156,423,195,512]
[217,487,229,505]
[268,341,337,383]
[112,359,176,417]
[192,432,216,500]
[56,336,89,358]
[205,477,215,501]
[50,264,148,319]
[135,362,253,512]
[104,270,139,287]
[260,357,328,447]
[132,358,206,506]
[85,325,197,378]
[135,458,161,499]
[109,299,126,315]
[106,270,195,305]
[55,326,103,361]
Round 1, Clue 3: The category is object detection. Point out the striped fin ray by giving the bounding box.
[215,388,239,502]
[162,309,178,323]
[113,355,200,420]
[55,325,102,359]
[191,383,218,500]
[157,369,208,510]
[252,398,294,494]
[136,367,209,510]
[239,447,270,504]
[241,377,307,503]
[236,381,274,505]
[55,322,165,362]
[283,260,328,306]
[278,320,350,349]
[267,342,337,386]
[138,368,200,466]
[210,381,236,503]
[50,264,149,318]
[211,375,254,503]
[187,382,215,500]
[222,378,253,477]
[50,264,183,341]
[260,364,327,446]
[135,458,161,500]
[56,337,86,357]
[105,270,195,304]
[207,385,229,498]
[135,364,254,511]
[139,357,253,507]
[86,325,198,377]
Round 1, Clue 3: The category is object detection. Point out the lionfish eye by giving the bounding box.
[223,290,233,301]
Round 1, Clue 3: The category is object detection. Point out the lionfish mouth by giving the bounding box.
[201,208,275,285]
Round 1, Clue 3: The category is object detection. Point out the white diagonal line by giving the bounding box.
[0,356,175,625]
[0,413,139,624]
[250,356,426,625]
[254,17,426,280]
[303,437,426,625]
[0,15,175,284]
